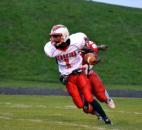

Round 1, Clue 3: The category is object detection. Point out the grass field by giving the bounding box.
[0,95,142,130]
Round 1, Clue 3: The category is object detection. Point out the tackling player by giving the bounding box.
[81,41,115,120]
[82,41,115,109]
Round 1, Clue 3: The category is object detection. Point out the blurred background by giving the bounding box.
[0,0,142,90]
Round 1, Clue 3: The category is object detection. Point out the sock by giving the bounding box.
[91,99,107,119]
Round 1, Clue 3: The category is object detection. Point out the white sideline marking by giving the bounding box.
[0,116,107,130]
[55,105,76,109]
[105,109,142,115]
[0,102,12,105]
[5,102,12,105]
[0,116,11,120]
[64,105,142,115]
[10,104,32,108]
[19,118,43,123]
[49,121,107,130]
[0,112,14,120]
[64,105,76,109]
[0,102,47,109]
[0,115,43,123]
[116,110,142,115]
[38,105,47,108]
[1,102,142,115]
[0,112,14,116]
[48,113,63,116]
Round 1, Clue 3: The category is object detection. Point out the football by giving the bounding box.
[84,53,96,65]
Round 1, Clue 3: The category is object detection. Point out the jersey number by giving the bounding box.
[64,58,71,68]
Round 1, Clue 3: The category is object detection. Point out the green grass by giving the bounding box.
[0,95,142,130]
[0,79,64,88]
[0,0,142,87]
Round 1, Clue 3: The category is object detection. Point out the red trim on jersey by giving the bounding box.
[86,42,99,54]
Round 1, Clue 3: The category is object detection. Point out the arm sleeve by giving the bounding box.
[44,42,55,57]
[75,32,88,49]
[86,41,99,54]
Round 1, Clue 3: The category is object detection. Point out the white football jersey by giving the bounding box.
[44,32,87,75]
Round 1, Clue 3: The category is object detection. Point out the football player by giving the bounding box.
[80,42,115,122]
[82,41,115,110]
[44,24,112,124]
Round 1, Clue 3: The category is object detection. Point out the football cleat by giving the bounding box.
[106,98,115,109]
[103,117,112,125]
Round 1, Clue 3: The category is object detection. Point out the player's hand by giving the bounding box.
[98,44,109,51]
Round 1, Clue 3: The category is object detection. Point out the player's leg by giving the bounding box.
[88,70,115,109]
[77,73,112,124]
[66,75,84,108]
[83,100,102,120]
[88,70,107,102]
[76,73,94,103]
[83,98,112,124]
[91,99,112,124]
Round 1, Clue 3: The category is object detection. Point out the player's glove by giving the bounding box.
[81,46,94,54]
[97,44,108,51]
[59,75,69,85]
